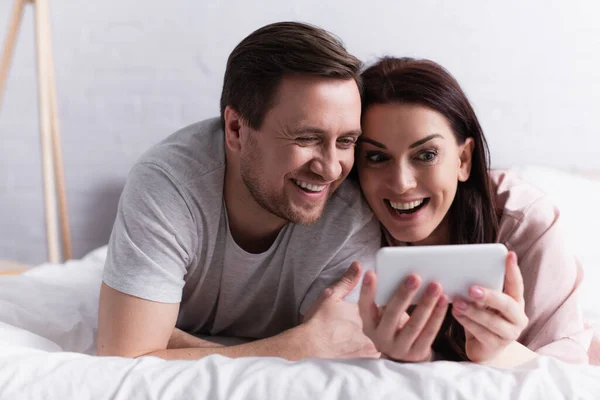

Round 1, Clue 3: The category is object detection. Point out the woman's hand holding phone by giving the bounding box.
[358,270,449,362]
[451,251,529,363]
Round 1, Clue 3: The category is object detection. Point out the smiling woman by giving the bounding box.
[358,103,475,247]
[355,57,593,366]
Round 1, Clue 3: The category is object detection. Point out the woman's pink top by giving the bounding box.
[491,170,595,364]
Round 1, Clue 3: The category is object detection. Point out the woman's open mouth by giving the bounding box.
[386,198,430,214]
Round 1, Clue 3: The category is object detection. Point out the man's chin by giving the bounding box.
[286,205,326,225]
[280,186,333,224]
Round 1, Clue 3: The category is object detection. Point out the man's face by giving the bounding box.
[239,75,362,225]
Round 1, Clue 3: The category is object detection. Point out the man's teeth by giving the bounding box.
[389,199,424,210]
[294,179,326,192]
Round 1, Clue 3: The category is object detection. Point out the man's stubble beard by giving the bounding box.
[239,149,332,226]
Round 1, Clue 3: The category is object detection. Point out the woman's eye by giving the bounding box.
[365,152,389,163]
[417,151,437,162]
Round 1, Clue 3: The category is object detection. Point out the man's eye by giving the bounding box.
[296,137,317,143]
[337,137,357,148]
[296,136,317,146]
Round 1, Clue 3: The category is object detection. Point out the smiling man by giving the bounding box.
[96,22,381,360]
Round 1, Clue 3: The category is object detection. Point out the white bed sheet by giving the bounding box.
[1,246,600,400]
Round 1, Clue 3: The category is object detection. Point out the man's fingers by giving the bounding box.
[358,270,379,335]
[330,262,362,301]
[302,262,363,321]
[503,252,524,302]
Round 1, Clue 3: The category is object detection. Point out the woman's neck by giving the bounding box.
[390,216,451,247]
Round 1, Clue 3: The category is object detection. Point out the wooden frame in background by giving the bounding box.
[0,0,72,264]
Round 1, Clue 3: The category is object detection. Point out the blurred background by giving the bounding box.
[1,0,599,264]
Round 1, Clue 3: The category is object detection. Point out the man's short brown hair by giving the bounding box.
[220,21,363,130]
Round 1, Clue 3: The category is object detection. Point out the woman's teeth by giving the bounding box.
[389,199,425,211]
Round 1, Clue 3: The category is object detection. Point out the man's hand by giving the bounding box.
[302,262,380,359]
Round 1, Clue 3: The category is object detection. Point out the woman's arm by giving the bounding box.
[479,341,538,368]
[504,196,592,364]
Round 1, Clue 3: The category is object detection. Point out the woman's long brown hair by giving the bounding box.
[359,57,500,360]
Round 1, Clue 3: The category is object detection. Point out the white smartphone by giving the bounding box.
[374,243,507,305]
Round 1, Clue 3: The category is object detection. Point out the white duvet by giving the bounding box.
[1,247,599,400]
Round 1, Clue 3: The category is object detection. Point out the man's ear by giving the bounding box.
[223,106,244,153]
[458,137,475,182]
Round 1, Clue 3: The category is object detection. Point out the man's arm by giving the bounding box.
[167,328,228,349]
[97,283,179,357]
[97,263,379,360]
[97,283,309,359]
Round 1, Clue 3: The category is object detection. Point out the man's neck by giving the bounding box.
[223,165,288,254]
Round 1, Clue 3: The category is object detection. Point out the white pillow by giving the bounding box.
[514,165,600,332]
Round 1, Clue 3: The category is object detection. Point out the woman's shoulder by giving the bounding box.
[489,169,561,250]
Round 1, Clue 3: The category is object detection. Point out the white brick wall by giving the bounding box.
[1,0,599,263]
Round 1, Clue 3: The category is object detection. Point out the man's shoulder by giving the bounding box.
[122,117,226,217]
[328,179,374,221]
[136,117,226,182]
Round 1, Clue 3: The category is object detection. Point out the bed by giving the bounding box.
[0,165,599,399]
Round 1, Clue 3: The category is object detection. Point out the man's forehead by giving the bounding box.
[272,107,361,135]
[262,76,362,134]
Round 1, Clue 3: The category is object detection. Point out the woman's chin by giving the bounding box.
[387,229,432,245]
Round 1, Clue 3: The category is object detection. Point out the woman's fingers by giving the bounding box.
[410,294,449,355]
[466,286,527,327]
[502,251,525,303]
[378,274,420,338]
[397,282,443,344]
[465,253,528,328]
[453,298,522,340]
[360,273,450,362]
[452,310,505,348]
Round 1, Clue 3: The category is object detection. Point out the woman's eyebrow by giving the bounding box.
[358,137,387,149]
[410,134,444,149]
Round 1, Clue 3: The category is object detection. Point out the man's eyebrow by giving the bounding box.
[409,134,444,149]
[342,129,362,137]
[293,126,327,135]
[293,126,362,136]
[358,137,387,149]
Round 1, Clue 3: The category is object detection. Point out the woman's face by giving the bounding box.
[357,103,474,245]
